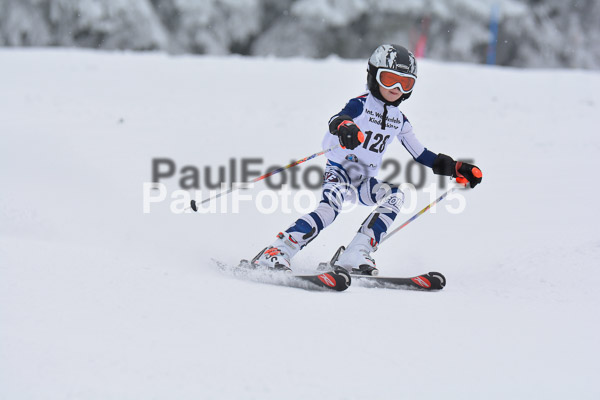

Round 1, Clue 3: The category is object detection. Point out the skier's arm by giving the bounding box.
[398,116,437,167]
[399,116,483,188]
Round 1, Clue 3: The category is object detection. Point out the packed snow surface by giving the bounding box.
[1,49,599,399]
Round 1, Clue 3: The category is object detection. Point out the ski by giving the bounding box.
[350,272,446,291]
[317,246,446,291]
[213,259,351,292]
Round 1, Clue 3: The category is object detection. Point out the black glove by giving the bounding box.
[432,153,483,188]
[455,161,483,188]
[329,115,364,150]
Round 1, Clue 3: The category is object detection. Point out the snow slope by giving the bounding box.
[1,49,599,399]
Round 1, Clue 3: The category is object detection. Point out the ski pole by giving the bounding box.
[380,180,467,244]
[190,145,338,212]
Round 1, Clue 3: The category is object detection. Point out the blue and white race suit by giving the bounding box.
[287,90,438,246]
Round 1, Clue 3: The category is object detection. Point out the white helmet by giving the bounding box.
[367,44,417,105]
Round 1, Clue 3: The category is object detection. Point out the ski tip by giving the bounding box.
[314,267,351,291]
[427,272,446,290]
[190,200,198,212]
[329,267,351,291]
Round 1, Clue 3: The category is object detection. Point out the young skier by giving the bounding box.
[254,44,482,275]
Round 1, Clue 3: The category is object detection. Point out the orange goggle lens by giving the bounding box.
[377,70,416,93]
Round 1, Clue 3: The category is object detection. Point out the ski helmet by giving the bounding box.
[367,44,417,105]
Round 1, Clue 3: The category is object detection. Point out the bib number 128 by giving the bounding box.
[362,131,390,153]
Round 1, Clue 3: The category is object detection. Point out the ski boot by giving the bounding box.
[252,232,305,273]
[334,232,379,276]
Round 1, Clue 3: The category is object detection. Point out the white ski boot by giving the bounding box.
[334,232,379,276]
[253,232,303,273]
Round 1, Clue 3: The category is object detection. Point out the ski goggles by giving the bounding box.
[375,69,416,93]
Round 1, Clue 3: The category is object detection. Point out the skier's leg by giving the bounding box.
[285,161,351,243]
[335,178,405,274]
[356,178,404,244]
[254,161,352,270]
